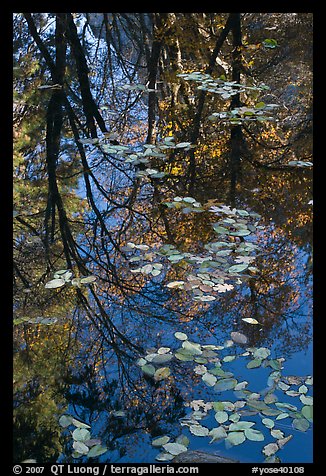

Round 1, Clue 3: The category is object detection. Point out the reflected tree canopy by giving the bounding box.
[13,13,312,464]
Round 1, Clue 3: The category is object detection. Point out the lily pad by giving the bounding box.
[202,372,217,387]
[87,445,108,458]
[231,332,248,344]
[152,436,171,447]
[72,428,91,442]
[209,426,227,442]
[247,358,263,369]
[244,428,264,441]
[45,278,65,289]
[242,318,260,325]
[155,452,175,461]
[174,332,188,341]
[73,441,89,455]
[301,405,313,422]
[225,431,246,447]
[215,411,229,424]
[262,418,275,429]
[214,378,237,392]
[189,425,209,436]
[262,443,279,457]
[141,364,156,377]
[182,340,202,355]
[163,442,188,456]
[154,367,171,381]
[229,421,255,431]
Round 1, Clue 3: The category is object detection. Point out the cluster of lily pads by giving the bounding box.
[125,201,263,302]
[59,414,108,459]
[13,316,58,326]
[79,136,194,181]
[136,331,313,463]
[44,269,97,289]
[208,102,279,125]
[177,72,269,100]
[116,83,156,93]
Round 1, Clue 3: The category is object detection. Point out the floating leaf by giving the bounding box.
[276,413,289,420]
[299,385,308,394]
[182,340,202,355]
[247,358,262,369]
[59,415,74,428]
[242,318,260,325]
[72,428,91,442]
[73,441,89,455]
[209,426,227,443]
[277,381,290,391]
[228,264,249,273]
[229,421,255,431]
[299,395,313,406]
[163,442,188,456]
[174,351,194,362]
[223,355,236,362]
[301,405,313,422]
[174,332,188,341]
[262,443,279,456]
[154,367,171,381]
[175,435,190,447]
[233,382,249,394]
[152,354,174,364]
[231,332,248,344]
[155,452,175,461]
[87,445,108,458]
[45,278,65,289]
[194,365,207,375]
[80,275,97,284]
[244,428,264,441]
[158,347,171,354]
[166,281,185,288]
[215,411,228,424]
[152,436,171,447]
[264,393,278,404]
[253,347,271,359]
[111,411,126,417]
[271,429,284,439]
[305,376,313,386]
[202,372,217,387]
[189,425,209,436]
[225,431,246,447]
[214,378,237,392]
[275,402,297,412]
[141,364,156,377]
[262,418,275,429]
[277,435,293,449]
[136,358,147,367]
[70,418,91,429]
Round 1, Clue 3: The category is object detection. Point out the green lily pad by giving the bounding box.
[225,431,246,447]
[301,405,313,422]
[215,411,228,424]
[209,426,227,443]
[244,428,264,441]
[72,428,91,442]
[87,445,108,458]
[189,425,209,436]
[154,367,171,381]
[247,358,263,369]
[152,436,171,447]
[214,378,238,392]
